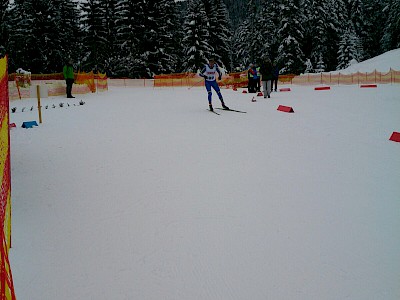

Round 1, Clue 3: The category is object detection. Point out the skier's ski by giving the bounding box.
[207,109,220,115]
[215,108,247,113]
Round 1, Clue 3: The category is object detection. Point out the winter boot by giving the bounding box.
[221,101,229,110]
[209,104,214,111]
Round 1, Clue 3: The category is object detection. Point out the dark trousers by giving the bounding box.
[66,78,74,97]
[272,78,278,91]
[248,78,257,93]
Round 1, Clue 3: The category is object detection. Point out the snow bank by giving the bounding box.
[333,48,400,74]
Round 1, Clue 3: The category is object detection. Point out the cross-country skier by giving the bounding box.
[199,58,229,112]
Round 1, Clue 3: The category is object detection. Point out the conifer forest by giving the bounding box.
[0,0,399,77]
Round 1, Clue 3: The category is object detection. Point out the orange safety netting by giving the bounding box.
[0,56,16,300]
[292,69,400,85]
[154,69,400,87]
[75,71,109,93]
[107,78,153,87]
[76,71,96,93]
[8,73,64,81]
[95,73,108,92]
[8,71,108,100]
[154,72,305,88]
[154,71,249,88]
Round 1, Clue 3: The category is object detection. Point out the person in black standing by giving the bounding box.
[259,57,273,98]
[271,62,279,92]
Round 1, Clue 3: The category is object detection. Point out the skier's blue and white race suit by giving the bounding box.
[199,63,223,104]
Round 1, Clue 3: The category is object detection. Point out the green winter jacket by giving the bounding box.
[63,64,74,80]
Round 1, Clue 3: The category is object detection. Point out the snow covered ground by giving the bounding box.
[8,80,400,299]
[331,48,400,74]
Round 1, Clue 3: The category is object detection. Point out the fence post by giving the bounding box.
[14,77,21,99]
[37,85,42,124]
[391,68,393,84]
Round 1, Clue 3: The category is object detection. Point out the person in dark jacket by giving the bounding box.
[271,62,279,92]
[259,57,273,98]
[63,58,75,98]
[256,64,261,92]
[247,64,258,93]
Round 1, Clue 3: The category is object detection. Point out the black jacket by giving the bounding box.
[259,60,273,81]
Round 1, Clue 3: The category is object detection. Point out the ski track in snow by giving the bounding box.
[8,83,400,300]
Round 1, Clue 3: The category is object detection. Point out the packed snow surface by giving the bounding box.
[8,49,400,300]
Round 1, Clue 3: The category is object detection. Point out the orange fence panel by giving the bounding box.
[8,71,108,100]
[95,73,108,92]
[76,71,96,93]
[154,71,250,88]
[108,79,153,87]
[152,69,400,88]
[393,69,400,83]
[289,69,399,86]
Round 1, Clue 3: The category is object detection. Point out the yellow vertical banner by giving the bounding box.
[0,55,16,300]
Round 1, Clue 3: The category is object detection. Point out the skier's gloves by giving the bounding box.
[218,76,222,81]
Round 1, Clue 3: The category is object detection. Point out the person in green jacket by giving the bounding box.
[63,59,75,98]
